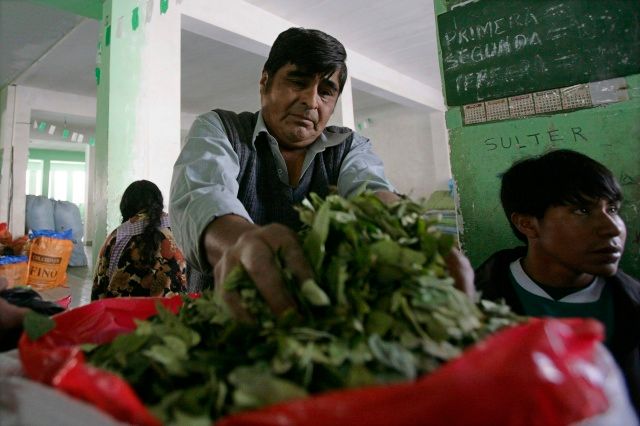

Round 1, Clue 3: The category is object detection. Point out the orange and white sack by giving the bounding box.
[0,256,29,287]
[27,230,73,290]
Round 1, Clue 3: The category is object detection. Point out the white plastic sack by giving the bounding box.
[572,343,639,426]
[53,200,87,267]
[0,350,123,426]
[25,195,55,232]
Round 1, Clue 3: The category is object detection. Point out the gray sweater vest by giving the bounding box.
[214,109,354,231]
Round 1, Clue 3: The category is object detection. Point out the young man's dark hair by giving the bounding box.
[262,27,348,93]
[501,149,623,242]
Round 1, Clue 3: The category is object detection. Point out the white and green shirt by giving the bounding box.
[509,259,615,344]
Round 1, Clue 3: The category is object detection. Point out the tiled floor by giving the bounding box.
[38,246,94,308]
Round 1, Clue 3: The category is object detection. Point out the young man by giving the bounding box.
[170,28,473,320]
[475,149,640,414]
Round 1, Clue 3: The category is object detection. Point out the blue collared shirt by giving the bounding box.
[170,110,395,271]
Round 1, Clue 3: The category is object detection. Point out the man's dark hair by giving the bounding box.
[263,27,348,93]
[120,179,165,264]
[501,149,623,242]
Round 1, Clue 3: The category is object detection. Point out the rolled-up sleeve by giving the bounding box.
[337,132,396,198]
[169,112,252,272]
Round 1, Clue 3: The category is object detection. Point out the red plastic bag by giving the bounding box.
[55,294,72,309]
[19,298,610,426]
[19,296,184,426]
[0,222,28,255]
[219,319,610,426]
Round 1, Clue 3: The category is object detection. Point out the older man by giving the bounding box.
[171,27,472,320]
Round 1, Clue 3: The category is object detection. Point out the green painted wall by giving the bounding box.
[31,0,102,19]
[435,1,640,277]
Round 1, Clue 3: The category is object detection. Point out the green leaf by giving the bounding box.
[111,331,150,356]
[303,202,331,273]
[366,310,394,336]
[79,343,98,352]
[368,334,417,380]
[23,311,55,341]
[327,258,349,306]
[300,279,330,306]
[421,336,461,360]
[369,240,426,282]
[172,411,211,426]
[229,365,308,410]
[345,364,377,388]
[143,337,189,376]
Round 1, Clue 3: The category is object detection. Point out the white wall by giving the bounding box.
[355,103,450,199]
[181,111,198,147]
[0,84,97,236]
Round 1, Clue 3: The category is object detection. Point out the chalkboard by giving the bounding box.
[438,0,640,106]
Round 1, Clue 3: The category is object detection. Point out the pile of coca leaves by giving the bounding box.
[84,192,522,425]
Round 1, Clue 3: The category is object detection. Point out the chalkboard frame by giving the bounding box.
[437,0,640,106]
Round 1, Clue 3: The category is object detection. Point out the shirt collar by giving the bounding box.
[252,110,351,151]
[509,258,605,302]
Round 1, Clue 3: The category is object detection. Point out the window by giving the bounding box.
[26,159,44,196]
[48,160,86,216]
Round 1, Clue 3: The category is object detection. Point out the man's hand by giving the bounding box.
[374,190,401,204]
[444,248,476,299]
[204,216,313,321]
[0,277,29,349]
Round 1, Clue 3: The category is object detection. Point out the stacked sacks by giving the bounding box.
[25,195,55,231]
[25,195,87,267]
[53,200,87,267]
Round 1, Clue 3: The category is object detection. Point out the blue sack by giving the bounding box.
[0,255,28,265]
[30,229,73,240]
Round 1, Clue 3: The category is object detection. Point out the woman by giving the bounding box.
[91,180,187,299]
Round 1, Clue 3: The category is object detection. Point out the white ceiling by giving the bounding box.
[1,0,443,127]
[243,0,442,90]
[0,0,84,90]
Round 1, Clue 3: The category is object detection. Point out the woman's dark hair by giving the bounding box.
[263,27,348,93]
[120,180,164,264]
[501,149,623,242]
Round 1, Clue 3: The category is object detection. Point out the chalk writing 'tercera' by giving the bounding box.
[455,55,547,99]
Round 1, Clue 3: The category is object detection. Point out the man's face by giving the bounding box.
[530,198,626,278]
[260,63,340,150]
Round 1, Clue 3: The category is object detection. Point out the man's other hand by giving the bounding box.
[444,248,476,299]
[205,217,313,321]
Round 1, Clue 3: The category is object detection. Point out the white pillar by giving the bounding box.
[0,86,16,225]
[429,111,452,189]
[10,87,30,236]
[84,143,95,244]
[338,76,355,130]
[0,85,30,236]
[93,0,181,258]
